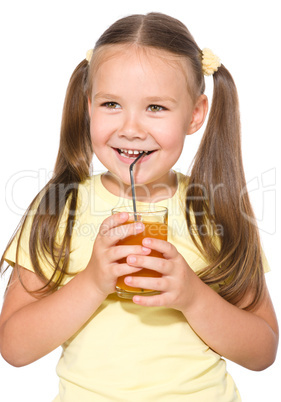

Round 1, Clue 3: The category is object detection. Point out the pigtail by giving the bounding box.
[54,59,92,182]
[1,59,93,295]
[186,65,265,309]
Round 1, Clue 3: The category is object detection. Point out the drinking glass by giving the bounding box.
[112,205,168,299]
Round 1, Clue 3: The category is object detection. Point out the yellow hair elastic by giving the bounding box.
[86,49,93,64]
[202,48,221,76]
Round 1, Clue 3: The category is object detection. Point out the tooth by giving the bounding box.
[118,148,149,156]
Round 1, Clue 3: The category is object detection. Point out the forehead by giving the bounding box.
[93,44,185,67]
[89,44,194,95]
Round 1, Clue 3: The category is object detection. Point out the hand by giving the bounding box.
[84,212,151,298]
[124,237,200,312]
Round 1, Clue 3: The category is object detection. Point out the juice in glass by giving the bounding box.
[112,206,168,299]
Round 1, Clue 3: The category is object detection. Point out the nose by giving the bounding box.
[118,112,147,140]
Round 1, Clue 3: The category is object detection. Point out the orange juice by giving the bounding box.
[112,206,168,299]
[116,221,167,293]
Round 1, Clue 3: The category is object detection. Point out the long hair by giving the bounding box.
[1,12,264,308]
[1,59,92,295]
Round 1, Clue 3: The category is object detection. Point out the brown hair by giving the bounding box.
[1,12,264,308]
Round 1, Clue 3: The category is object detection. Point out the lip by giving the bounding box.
[113,148,155,164]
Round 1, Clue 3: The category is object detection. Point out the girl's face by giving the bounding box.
[88,46,207,199]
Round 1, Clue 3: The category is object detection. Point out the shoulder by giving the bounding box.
[172,171,189,206]
[75,174,103,214]
[175,171,189,188]
[77,174,103,199]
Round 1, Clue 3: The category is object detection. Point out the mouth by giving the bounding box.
[115,148,154,159]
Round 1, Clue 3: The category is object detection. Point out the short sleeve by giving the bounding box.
[261,248,270,273]
[4,202,71,282]
[4,214,35,272]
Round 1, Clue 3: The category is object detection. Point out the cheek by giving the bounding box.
[156,112,189,140]
[90,126,103,151]
[161,126,186,149]
[164,129,186,161]
[90,111,117,139]
[90,117,106,146]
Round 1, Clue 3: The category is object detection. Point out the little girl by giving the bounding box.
[0,12,278,401]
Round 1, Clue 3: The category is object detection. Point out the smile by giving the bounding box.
[116,148,154,159]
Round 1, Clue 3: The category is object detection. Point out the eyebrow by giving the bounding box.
[144,96,177,104]
[93,92,177,104]
[93,92,120,101]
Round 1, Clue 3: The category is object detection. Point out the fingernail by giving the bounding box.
[120,212,127,219]
[143,238,151,245]
[133,296,141,303]
[128,256,136,263]
[142,247,150,252]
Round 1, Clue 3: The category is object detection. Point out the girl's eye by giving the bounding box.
[148,104,165,112]
[102,102,121,109]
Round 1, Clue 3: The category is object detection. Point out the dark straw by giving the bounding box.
[129,152,145,221]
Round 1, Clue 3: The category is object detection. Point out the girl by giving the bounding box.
[0,12,278,401]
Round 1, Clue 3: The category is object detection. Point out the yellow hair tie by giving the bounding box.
[86,49,93,64]
[202,48,221,76]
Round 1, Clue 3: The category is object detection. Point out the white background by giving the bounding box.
[0,0,280,401]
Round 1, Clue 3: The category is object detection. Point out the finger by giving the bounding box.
[108,245,151,262]
[124,275,165,292]
[108,221,145,242]
[142,238,178,259]
[112,263,143,279]
[132,293,166,307]
[99,214,145,244]
[127,254,170,275]
[99,212,129,236]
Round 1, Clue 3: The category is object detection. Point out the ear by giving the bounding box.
[88,97,92,118]
[187,94,208,135]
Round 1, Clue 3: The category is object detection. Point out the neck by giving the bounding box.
[101,170,178,203]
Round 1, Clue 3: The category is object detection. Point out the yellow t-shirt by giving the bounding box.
[4,172,270,401]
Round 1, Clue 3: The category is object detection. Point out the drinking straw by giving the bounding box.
[129,152,145,221]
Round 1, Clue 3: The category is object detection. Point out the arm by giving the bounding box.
[180,274,279,371]
[0,266,105,367]
[0,213,149,367]
[124,238,279,371]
